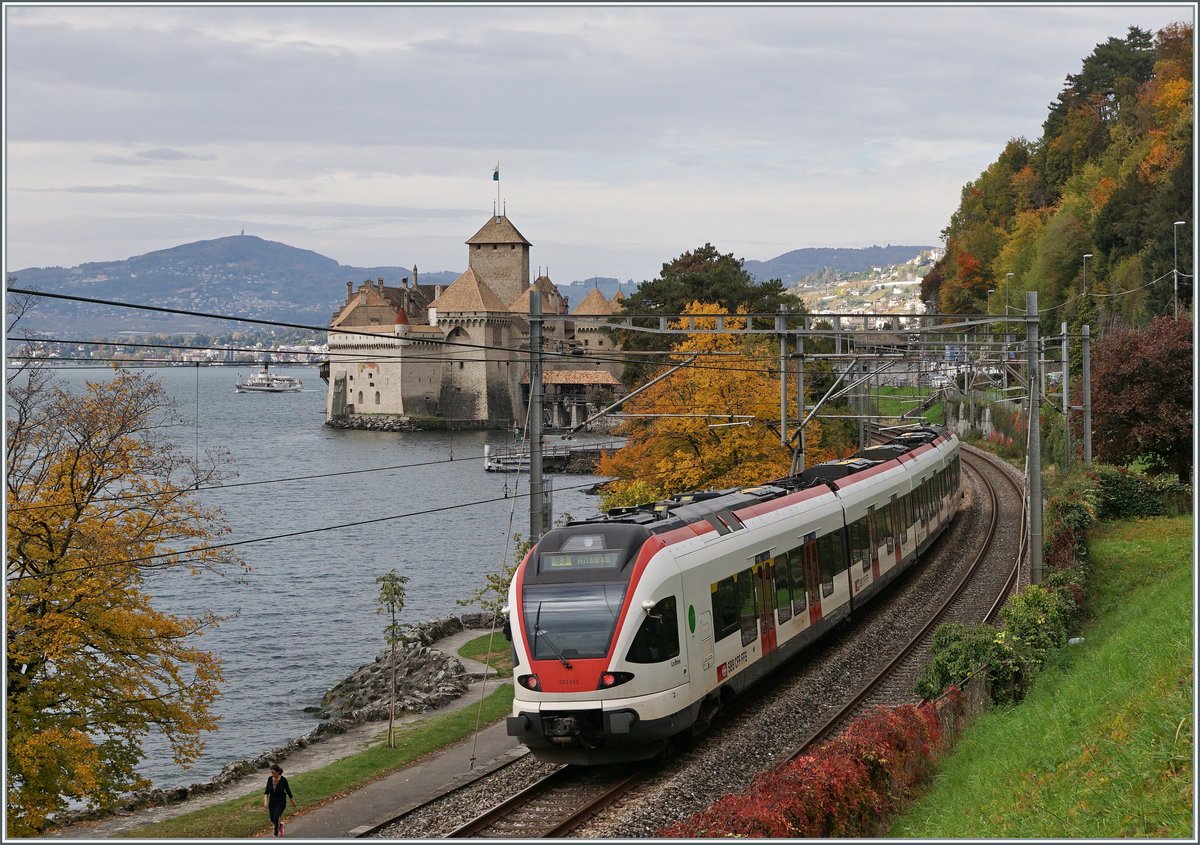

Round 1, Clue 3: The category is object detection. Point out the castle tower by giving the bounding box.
[466,214,531,306]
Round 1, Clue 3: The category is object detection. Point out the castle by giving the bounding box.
[323,214,625,429]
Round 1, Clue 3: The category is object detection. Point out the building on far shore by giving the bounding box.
[322,213,624,430]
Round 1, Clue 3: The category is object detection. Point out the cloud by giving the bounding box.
[138,148,218,161]
[4,4,1191,280]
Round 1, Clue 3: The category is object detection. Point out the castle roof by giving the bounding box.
[430,267,511,313]
[330,283,401,328]
[466,214,531,247]
[510,275,566,315]
[572,287,616,315]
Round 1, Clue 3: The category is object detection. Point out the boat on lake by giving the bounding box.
[235,365,303,393]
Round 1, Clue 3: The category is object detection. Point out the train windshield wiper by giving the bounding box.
[533,602,573,669]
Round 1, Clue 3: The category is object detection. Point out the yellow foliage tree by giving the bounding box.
[5,366,243,834]
[598,302,832,507]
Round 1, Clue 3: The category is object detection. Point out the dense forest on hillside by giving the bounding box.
[923,23,1193,333]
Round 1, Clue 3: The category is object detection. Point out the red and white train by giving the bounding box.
[503,426,962,764]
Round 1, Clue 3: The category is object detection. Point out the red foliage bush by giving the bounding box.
[658,703,944,838]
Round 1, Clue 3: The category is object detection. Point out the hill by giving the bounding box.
[8,239,938,338]
[7,235,458,336]
[925,22,1192,326]
[744,245,933,286]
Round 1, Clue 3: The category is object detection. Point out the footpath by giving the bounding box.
[46,628,520,840]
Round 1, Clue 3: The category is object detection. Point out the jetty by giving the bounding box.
[483,438,625,473]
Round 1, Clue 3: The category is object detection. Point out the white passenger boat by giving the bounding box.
[235,365,303,393]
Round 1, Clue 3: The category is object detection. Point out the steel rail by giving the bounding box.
[784,445,1014,756]
[442,765,645,838]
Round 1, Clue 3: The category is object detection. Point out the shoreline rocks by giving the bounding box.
[53,613,497,826]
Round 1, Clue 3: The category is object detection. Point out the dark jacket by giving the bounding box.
[265,774,293,810]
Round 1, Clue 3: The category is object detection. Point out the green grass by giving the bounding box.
[119,683,514,838]
[874,385,946,426]
[458,632,514,677]
[890,516,1193,838]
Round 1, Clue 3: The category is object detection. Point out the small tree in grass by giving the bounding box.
[375,569,409,748]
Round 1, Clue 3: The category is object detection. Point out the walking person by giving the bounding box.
[263,763,295,837]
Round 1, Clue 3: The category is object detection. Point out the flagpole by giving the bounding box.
[494,161,500,218]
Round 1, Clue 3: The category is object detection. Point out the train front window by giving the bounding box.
[523,583,628,660]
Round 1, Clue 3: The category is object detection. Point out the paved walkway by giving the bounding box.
[45,628,520,840]
[287,628,522,839]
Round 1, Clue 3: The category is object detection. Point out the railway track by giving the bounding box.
[410,441,1022,840]
[373,443,1027,839]
[444,764,643,838]
[790,444,1025,751]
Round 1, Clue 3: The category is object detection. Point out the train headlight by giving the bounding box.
[517,673,541,691]
[597,671,634,690]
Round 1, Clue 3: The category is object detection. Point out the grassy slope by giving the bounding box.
[891,515,1194,838]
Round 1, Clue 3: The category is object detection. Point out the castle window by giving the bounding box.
[492,244,497,250]
[358,391,364,404]
[375,391,381,405]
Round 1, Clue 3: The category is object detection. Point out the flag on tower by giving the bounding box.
[493,163,500,182]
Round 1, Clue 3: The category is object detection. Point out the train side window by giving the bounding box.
[626,596,680,663]
[736,569,758,647]
[879,503,894,551]
[854,516,870,572]
[818,530,840,597]
[788,548,807,615]
[774,555,792,623]
[816,530,835,597]
[712,577,739,641]
[848,517,866,572]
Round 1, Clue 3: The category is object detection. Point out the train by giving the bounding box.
[501,426,962,764]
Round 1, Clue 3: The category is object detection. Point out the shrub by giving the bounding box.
[1089,464,1193,520]
[914,623,998,701]
[658,703,942,838]
[989,584,1073,702]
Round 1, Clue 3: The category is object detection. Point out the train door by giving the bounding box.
[866,505,882,581]
[803,532,822,623]
[890,495,903,565]
[754,552,777,657]
[698,610,714,674]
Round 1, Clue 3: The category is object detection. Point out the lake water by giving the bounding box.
[45,365,607,789]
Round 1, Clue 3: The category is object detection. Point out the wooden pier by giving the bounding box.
[483,438,625,473]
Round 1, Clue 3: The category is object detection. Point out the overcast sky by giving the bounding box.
[4,2,1192,285]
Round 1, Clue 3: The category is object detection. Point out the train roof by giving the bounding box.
[570,426,953,535]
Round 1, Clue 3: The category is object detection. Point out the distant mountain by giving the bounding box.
[6,235,459,336]
[558,277,636,308]
[7,237,934,338]
[744,245,933,286]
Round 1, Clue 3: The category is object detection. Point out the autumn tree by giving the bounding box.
[1086,315,1192,479]
[614,244,790,385]
[598,302,833,507]
[5,366,242,834]
[926,22,1191,323]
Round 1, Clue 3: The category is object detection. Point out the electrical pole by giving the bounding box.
[778,306,788,446]
[795,317,806,472]
[529,294,547,540]
[1082,324,1092,465]
[1061,321,1070,471]
[1027,292,1043,585]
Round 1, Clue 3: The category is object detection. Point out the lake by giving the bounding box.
[44,364,608,789]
